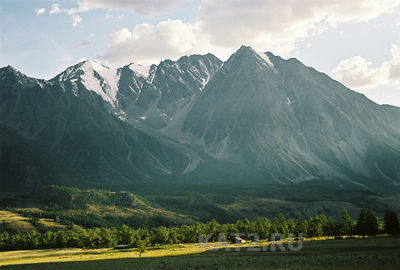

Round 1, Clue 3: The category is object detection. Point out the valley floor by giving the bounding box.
[0,236,399,269]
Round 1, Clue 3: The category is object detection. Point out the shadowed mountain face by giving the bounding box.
[1,46,400,192]
[0,123,82,191]
[0,66,189,191]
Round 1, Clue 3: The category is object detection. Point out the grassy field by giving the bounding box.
[0,236,399,269]
[0,210,66,232]
[0,210,37,232]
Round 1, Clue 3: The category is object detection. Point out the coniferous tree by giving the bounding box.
[287,218,296,235]
[325,217,339,236]
[295,214,308,236]
[365,209,379,236]
[356,209,367,236]
[319,214,328,236]
[340,209,353,236]
[308,215,323,238]
[274,213,289,237]
[384,209,400,235]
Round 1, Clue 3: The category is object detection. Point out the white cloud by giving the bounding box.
[35,8,46,15]
[196,0,400,55]
[332,56,390,89]
[67,0,184,17]
[50,0,183,28]
[49,3,61,15]
[99,0,400,66]
[363,85,400,106]
[332,41,400,90]
[100,19,218,66]
[389,43,400,81]
[48,3,82,26]
[72,14,82,27]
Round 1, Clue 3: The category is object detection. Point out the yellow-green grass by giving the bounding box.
[37,218,66,229]
[0,243,203,266]
[0,210,36,232]
[1,236,399,269]
[83,204,193,222]
[0,210,66,231]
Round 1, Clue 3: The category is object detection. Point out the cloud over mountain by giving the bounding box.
[333,41,400,90]
[99,0,400,65]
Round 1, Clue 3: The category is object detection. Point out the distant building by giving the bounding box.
[114,244,132,249]
[232,236,246,243]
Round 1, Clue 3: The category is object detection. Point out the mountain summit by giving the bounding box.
[182,46,400,189]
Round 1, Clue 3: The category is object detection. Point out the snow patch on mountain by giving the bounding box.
[147,66,157,83]
[36,80,45,88]
[84,60,108,72]
[129,63,150,78]
[198,60,211,89]
[80,60,120,106]
[256,52,274,68]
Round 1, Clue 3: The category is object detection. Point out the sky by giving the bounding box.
[1,0,400,106]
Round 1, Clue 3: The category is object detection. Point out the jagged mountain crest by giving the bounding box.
[54,54,222,102]
[0,65,47,89]
[126,62,151,79]
[53,53,223,126]
[1,45,400,192]
[53,60,120,106]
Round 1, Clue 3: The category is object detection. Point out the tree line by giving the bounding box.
[0,208,399,251]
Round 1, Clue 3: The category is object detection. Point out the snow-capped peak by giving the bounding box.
[80,59,110,72]
[6,65,19,72]
[76,60,120,107]
[0,65,23,77]
[128,63,150,78]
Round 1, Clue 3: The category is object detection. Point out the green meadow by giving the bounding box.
[1,236,399,269]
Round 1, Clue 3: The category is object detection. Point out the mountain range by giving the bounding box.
[1,45,400,195]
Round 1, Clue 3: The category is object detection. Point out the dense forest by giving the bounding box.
[0,208,399,251]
